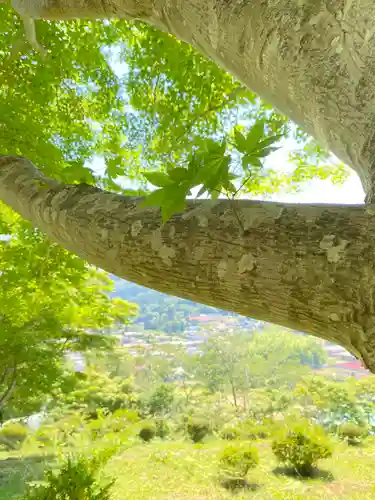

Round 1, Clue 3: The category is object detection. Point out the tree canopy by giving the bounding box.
[0,201,137,419]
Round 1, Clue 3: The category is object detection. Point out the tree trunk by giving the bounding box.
[3,2,375,369]
[230,380,238,408]
[1,156,375,370]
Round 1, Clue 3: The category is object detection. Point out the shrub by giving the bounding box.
[155,419,170,439]
[242,422,271,440]
[272,419,332,476]
[219,443,259,490]
[220,426,241,441]
[187,418,209,443]
[22,454,115,499]
[139,422,156,442]
[0,421,29,450]
[34,427,55,447]
[338,422,368,445]
[219,443,259,477]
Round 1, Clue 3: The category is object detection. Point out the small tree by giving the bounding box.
[147,384,174,415]
[272,419,332,476]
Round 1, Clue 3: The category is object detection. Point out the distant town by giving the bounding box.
[105,313,370,380]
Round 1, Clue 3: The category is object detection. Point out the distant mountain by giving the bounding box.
[110,276,236,333]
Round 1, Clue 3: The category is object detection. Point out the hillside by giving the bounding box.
[111,276,237,332]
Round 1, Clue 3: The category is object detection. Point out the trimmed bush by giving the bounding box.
[242,422,271,440]
[338,422,368,446]
[0,421,28,450]
[272,419,332,476]
[139,422,156,442]
[187,418,209,443]
[220,443,259,477]
[220,426,241,441]
[219,443,259,490]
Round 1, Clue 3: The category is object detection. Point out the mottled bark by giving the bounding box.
[9,0,375,198]
[1,156,375,370]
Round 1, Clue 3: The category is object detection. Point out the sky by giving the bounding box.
[277,170,364,204]
[265,141,365,205]
[99,47,366,206]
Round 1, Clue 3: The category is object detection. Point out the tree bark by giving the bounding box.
[11,0,375,198]
[1,156,375,370]
[4,2,375,369]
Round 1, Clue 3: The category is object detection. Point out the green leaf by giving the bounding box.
[245,121,265,150]
[257,134,283,149]
[196,185,208,198]
[160,186,188,222]
[234,129,248,153]
[242,155,263,170]
[210,189,220,200]
[143,171,174,187]
[106,158,123,179]
[141,188,166,207]
[167,167,189,182]
[256,146,280,157]
[223,181,237,194]
[191,165,212,186]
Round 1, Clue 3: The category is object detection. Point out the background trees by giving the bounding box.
[0,202,137,419]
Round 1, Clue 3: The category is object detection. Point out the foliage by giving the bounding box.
[187,418,210,443]
[242,421,271,440]
[272,418,332,476]
[22,454,115,500]
[0,208,137,419]
[219,442,259,489]
[337,422,368,446]
[145,384,175,416]
[33,412,89,449]
[191,328,325,410]
[0,7,348,217]
[294,375,368,431]
[220,426,242,441]
[87,408,140,442]
[54,369,138,418]
[139,422,156,442]
[155,419,170,439]
[0,421,29,450]
[219,443,259,478]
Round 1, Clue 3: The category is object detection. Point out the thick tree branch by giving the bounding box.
[1,155,375,370]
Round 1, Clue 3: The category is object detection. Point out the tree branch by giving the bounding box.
[1,155,375,370]
[0,366,17,408]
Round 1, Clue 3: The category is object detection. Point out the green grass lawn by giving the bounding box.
[2,437,375,499]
